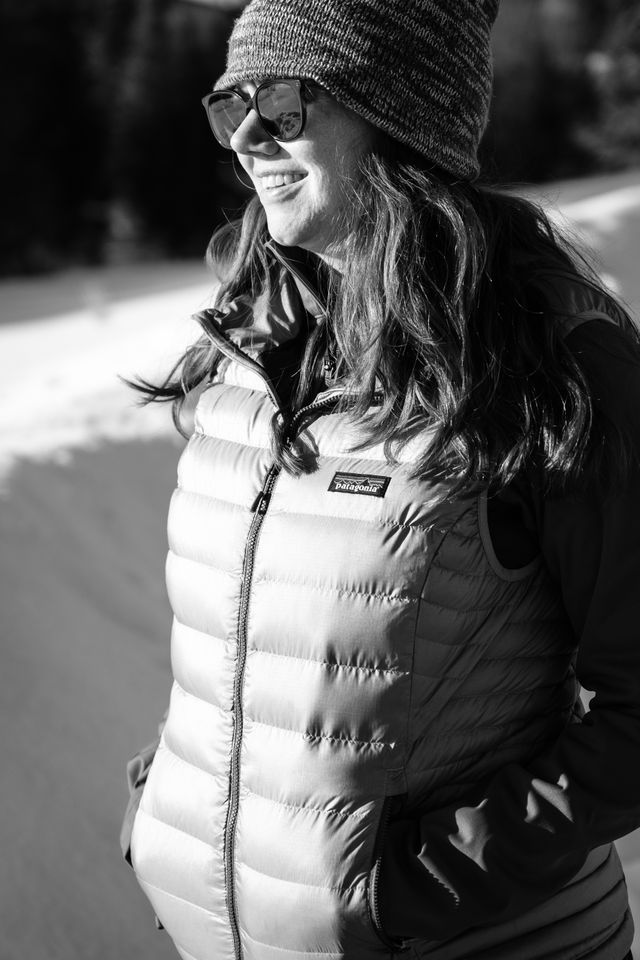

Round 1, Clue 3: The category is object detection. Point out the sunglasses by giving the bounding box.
[201,78,316,150]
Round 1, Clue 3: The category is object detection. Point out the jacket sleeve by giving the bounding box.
[377,320,640,943]
[120,710,168,866]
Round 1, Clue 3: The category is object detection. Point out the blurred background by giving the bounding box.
[2,0,640,274]
[0,1,639,958]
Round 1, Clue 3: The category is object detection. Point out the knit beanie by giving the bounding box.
[215,0,500,181]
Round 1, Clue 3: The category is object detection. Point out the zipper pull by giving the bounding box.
[322,355,336,380]
[250,490,271,514]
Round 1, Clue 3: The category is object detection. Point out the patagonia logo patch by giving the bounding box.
[328,472,391,498]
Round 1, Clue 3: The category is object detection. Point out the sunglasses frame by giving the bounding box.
[201,78,316,150]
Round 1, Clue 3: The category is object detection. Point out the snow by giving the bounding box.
[0,262,210,477]
[1,173,639,959]
[562,184,640,231]
[526,169,640,316]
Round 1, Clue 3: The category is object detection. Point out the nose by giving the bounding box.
[229,107,280,157]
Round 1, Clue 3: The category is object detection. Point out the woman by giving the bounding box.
[121,1,640,959]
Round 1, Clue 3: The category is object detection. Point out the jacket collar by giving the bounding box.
[263,239,328,322]
[195,241,333,410]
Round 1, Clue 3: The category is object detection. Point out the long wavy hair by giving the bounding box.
[132,138,639,499]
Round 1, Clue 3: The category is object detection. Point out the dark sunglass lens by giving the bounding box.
[207,93,245,148]
[256,82,303,140]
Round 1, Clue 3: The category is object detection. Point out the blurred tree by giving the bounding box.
[109,0,247,260]
[1,0,639,276]
[580,3,640,169]
[0,0,107,273]
[0,0,245,275]
[481,0,601,182]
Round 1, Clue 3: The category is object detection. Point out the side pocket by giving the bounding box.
[120,722,165,867]
[367,796,410,953]
[119,781,145,867]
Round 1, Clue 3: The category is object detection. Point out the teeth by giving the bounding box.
[262,173,305,188]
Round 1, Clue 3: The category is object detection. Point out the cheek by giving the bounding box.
[303,171,343,223]
[345,127,375,174]
[333,126,373,186]
[309,143,367,210]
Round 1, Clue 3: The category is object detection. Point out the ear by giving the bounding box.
[481,0,500,26]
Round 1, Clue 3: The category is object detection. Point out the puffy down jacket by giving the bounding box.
[127,259,633,960]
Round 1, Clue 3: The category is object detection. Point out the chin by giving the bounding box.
[264,212,319,251]
[267,229,299,247]
[266,223,305,249]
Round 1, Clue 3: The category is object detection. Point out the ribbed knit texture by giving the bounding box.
[214,0,500,180]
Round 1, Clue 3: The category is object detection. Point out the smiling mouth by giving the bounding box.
[259,172,307,191]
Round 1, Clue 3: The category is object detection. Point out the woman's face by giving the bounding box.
[229,81,375,267]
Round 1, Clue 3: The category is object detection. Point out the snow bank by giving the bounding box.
[0,262,211,480]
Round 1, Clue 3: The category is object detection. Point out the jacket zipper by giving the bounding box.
[196,306,386,957]
[223,461,281,960]
[222,392,345,960]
